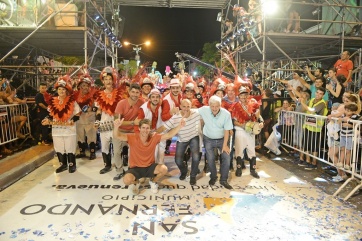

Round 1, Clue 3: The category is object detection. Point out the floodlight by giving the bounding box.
[261,0,278,15]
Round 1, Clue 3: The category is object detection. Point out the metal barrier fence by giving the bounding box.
[278,110,361,201]
[0,103,31,145]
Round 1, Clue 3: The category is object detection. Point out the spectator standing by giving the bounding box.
[333,103,360,182]
[285,0,300,33]
[334,51,353,88]
[326,68,345,108]
[35,82,50,145]
[248,0,262,36]
[298,87,328,170]
[298,76,329,101]
[275,70,304,90]
[261,88,273,142]
[288,86,310,158]
[305,66,324,83]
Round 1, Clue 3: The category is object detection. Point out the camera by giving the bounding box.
[301,61,313,68]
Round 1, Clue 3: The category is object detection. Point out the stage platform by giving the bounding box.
[0,145,362,240]
[233,32,362,62]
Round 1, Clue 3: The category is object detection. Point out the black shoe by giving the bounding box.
[298,161,308,167]
[235,168,242,177]
[99,166,112,174]
[209,177,218,185]
[250,170,260,179]
[76,152,86,158]
[55,164,67,173]
[305,163,317,170]
[164,150,170,155]
[89,152,96,160]
[179,172,187,180]
[190,177,196,185]
[69,164,76,173]
[113,169,126,180]
[220,181,233,190]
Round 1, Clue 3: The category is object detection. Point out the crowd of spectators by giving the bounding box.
[260,52,362,182]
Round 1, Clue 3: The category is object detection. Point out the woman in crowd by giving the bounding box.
[326,69,345,109]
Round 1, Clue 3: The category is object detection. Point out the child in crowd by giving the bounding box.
[264,100,294,155]
[333,103,360,182]
[327,103,341,148]
[327,103,341,173]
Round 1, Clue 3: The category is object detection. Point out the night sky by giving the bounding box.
[118,6,221,73]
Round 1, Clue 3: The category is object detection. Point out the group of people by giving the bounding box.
[262,51,361,183]
[0,73,28,157]
[36,64,267,195]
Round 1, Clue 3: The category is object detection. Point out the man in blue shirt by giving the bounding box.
[198,96,234,189]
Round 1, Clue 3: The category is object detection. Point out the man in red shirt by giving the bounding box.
[113,118,185,195]
[161,78,182,154]
[113,83,144,181]
[161,78,182,121]
[334,51,353,88]
[134,88,164,163]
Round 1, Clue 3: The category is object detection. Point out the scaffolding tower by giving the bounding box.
[217,0,362,92]
[0,0,122,95]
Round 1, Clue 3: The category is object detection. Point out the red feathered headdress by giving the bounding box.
[100,66,119,87]
[54,75,73,93]
[132,64,149,85]
[182,74,197,92]
[77,73,94,87]
[210,77,229,95]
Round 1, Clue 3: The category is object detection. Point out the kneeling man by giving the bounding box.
[113,118,185,195]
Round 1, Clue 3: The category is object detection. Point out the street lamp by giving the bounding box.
[123,41,151,67]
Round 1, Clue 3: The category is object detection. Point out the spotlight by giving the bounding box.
[261,0,278,15]
[216,12,222,22]
[94,15,100,21]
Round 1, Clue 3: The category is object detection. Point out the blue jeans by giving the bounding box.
[203,135,230,182]
[175,135,200,177]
